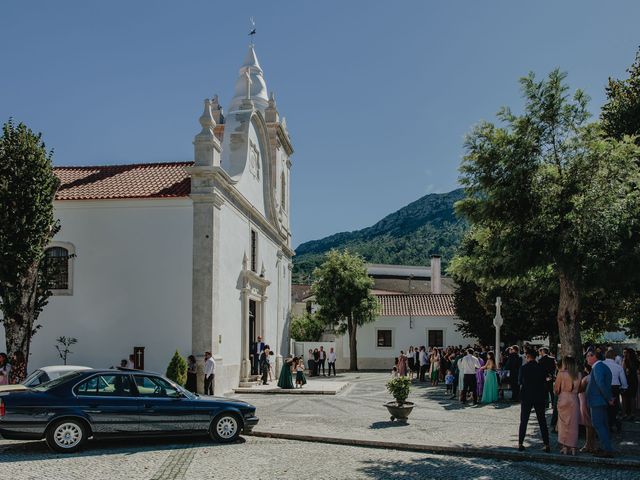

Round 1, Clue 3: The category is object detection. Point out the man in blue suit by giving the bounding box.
[586,350,615,457]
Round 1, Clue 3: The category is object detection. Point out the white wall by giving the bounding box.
[336,315,475,370]
[0,198,193,376]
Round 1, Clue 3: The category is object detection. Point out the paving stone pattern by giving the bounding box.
[0,436,631,480]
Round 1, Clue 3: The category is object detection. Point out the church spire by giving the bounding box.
[229,44,269,112]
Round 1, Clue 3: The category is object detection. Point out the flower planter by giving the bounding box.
[384,401,414,422]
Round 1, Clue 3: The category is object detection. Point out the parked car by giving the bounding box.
[0,368,258,453]
[0,365,92,393]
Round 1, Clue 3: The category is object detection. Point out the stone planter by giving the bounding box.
[384,401,414,422]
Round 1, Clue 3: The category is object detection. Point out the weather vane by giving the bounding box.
[248,17,256,46]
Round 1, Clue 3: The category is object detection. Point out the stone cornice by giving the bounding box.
[276,124,294,156]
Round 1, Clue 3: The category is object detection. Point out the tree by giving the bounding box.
[55,336,78,365]
[312,250,379,370]
[0,120,60,368]
[602,47,640,144]
[166,350,188,386]
[290,312,325,342]
[456,70,640,359]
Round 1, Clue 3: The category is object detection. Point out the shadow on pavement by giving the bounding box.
[0,435,245,463]
[369,421,411,429]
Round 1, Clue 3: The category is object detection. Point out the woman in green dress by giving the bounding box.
[278,356,295,389]
[481,351,500,403]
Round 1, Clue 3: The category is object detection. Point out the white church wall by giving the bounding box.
[336,315,473,370]
[212,198,290,392]
[0,198,193,376]
[232,123,267,219]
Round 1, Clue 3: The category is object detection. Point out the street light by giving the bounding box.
[493,297,503,361]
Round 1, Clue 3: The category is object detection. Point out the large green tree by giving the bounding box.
[601,47,640,143]
[455,70,640,359]
[0,120,60,366]
[312,250,379,370]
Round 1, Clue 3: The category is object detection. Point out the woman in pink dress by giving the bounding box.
[398,351,407,377]
[578,364,596,453]
[554,356,581,455]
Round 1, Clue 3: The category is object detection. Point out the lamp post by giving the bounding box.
[493,297,503,362]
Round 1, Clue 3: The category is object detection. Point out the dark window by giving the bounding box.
[133,375,180,398]
[377,330,392,347]
[75,375,133,396]
[45,247,69,290]
[250,230,257,272]
[428,330,444,348]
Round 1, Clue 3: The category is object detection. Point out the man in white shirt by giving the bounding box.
[204,351,215,395]
[458,349,481,404]
[327,347,337,377]
[604,349,627,432]
[419,346,429,382]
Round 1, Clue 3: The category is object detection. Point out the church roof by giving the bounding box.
[54,162,193,201]
[377,293,456,317]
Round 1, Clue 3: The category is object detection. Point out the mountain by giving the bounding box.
[293,188,468,282]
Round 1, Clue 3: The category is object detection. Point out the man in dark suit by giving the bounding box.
[251,336,265,376]
[505,346,523,401]
[517,349,550,452]
[538,347,558,428]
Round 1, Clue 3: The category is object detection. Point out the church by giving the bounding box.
[0,44,294,394]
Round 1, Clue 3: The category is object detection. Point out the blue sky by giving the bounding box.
[1,1,639,247]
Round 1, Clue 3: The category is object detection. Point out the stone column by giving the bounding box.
[241,287,251,382]
[189,98,223,393]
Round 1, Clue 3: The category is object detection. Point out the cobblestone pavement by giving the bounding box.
[234,372,640,458]
[1,372,638,478]
[0,436,631,480]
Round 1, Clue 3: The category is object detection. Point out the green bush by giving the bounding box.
[290,312,324,341]
[386,376,411,405]
[166,350,188,386]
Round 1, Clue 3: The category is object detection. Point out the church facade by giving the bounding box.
[0,45,294,394]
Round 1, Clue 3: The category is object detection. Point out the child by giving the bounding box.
[445,369,454,393]
[268,350,275,382]
[391,366,399,377]
[295,357,307,388]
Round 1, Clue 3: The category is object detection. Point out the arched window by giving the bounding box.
[45,246,70,291]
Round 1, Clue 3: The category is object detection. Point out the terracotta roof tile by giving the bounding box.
[377,293,455,317]
[54,162,193,200]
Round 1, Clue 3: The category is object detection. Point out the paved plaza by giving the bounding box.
[1,373,639,479]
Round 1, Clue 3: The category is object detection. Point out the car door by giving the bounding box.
[74,373,139,435]
[133,375,196,434]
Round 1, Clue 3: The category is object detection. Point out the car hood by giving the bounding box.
[196,396,254,408]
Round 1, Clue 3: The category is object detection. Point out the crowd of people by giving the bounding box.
[391,342,640,457]
[0,351,27,385]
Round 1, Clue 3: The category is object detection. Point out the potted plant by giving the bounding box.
[385,376,414,422]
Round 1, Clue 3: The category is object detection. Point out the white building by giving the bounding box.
[294,257,476,369]
[0,45,294,394]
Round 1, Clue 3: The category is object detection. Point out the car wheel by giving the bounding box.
[46,419,87,453]
[209,413,241,443]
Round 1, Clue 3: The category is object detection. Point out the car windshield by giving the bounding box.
[31,371,83,392]
[167,378,197,400]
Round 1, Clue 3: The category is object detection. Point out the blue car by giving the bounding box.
[0,368,258,453]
